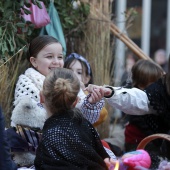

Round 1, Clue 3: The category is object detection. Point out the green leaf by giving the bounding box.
[23,7,32,15]
[16,23,26,28]
[4,10,13,19]
[0,6,4,13]
[4,1,12,10]
[26,21,33,25]
[24,2,31,8]
[2,41,9,55]
[17,36,27,45]
[67,20,74,25]
[0,27,2,36]
[11,25,18,33]
[29,23,35,28]
[36,1,42,9]
[7,38,14,52]
[21,16,26,23]
[31,0,37,5]
[20,0,24,7]
[27,28,32,36]
[25,0,30,4]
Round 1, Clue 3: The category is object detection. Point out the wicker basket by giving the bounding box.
[137,133,170,149]
[136,134,170,169]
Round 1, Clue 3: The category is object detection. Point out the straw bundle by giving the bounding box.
[77,0,112,138]
[0,49,26,126]
[83,1,111,86]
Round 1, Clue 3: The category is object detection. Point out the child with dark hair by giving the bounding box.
[34,68,113,170]
[124,59,164,152]
[64,53,94,88]
[64,53,108,127]
[85,57,170,169]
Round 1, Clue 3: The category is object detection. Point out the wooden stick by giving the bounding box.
[110,23,151,60]
[110,26,149,60]
[90,8,152,60]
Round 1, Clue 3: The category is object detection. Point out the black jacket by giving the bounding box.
[35,109,108,170]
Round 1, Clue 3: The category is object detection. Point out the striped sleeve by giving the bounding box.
[80,94,105,124]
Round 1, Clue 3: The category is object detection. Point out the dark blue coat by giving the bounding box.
[0,106,17,170]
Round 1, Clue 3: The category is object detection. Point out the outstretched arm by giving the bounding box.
[86,84,152,115]
[76,88,104,124]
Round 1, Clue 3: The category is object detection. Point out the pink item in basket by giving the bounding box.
[122,149,151,170]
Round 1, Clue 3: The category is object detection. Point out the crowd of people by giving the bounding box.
[1,35,170,170]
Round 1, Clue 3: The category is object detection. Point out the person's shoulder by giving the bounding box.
[17,68,32,82]
[25,67,38,75]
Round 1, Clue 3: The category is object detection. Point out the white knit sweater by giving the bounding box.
[11,68,47,129]
[11,68,102,129]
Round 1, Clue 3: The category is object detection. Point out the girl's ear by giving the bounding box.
[72,97,80,107]
[30,56,37,68]
[40,91,45,103]
[83,75,91,85]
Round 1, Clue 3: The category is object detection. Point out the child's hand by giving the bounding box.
[85,84,113,99]
[88,88,103,103]
[86,85,104,103]
[104,158,118,170]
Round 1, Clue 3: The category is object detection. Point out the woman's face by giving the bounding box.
[30,43,64,76]
[69,60,83,82]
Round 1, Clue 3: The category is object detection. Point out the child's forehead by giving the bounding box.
[70,59,83,69]
[39,43,63,54]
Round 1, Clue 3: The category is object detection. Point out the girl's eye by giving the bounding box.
[58,55,63,59]
[46,55,53,59]
[77,71,82,75]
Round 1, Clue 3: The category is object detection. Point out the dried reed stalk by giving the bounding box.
[81,0,111,139]
[0,48,25,126]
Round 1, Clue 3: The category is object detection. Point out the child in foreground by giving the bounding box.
[34,68,112,170]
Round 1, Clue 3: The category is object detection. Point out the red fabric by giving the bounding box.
[101,140,111,150]
[125,124,146,144]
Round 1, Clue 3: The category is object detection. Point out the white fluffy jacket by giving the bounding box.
[11,68,47,129]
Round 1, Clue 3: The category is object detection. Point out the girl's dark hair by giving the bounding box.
[27,35,61,61]
[43,68,80,114]
[132,59,164,88]
[64,53,93,86]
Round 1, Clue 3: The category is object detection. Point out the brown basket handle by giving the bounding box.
[137,134,170,150]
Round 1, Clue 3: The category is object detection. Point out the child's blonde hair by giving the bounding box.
[43,68,80,114]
